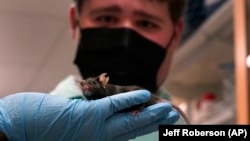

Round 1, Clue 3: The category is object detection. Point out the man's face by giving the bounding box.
[69,0,183,86]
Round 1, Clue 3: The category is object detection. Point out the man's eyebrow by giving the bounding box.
[89,5,122,16]
[133,10,165,24]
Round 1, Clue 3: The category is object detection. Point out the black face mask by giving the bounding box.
[74,28,173,92]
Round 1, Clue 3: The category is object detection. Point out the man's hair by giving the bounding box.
[73,0,186,24]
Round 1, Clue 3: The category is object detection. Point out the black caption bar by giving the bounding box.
[159,125,250,140]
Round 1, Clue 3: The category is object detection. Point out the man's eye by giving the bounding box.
[137,20,158,29]
[96,15,117,24]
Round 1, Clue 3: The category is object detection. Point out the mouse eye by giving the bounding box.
[92,81,96,85]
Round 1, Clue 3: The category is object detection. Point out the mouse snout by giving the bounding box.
[83,85,91,91]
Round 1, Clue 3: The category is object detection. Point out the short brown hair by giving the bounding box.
[73,0,186,24]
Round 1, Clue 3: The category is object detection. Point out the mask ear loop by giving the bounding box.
[165,29,176,51]
[72,1,81,29]
[73,7,83,41]
[74,7,81,27]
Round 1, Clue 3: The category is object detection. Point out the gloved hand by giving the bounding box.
[0,90,179,141]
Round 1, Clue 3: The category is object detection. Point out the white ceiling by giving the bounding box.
[0,0,80,98]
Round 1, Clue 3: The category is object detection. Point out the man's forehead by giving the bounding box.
[83,0,167,8]
[82,0,168,4]
[78,0,171,25]
[82,0,169,15]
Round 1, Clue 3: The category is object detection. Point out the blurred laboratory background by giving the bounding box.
[0,0,249,125]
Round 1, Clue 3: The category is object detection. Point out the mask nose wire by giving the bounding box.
[123,29,130,48]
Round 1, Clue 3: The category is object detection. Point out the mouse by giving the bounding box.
[78,73,191,124]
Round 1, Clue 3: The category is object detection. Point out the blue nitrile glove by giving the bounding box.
[0,90,179,141]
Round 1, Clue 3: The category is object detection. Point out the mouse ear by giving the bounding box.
[99,73,109,88]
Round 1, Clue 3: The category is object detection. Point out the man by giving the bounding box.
[52,0,185,102]
[50,0,187,140]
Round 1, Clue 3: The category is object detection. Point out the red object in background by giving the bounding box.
[196,92,217,110]
[202,92,217,100]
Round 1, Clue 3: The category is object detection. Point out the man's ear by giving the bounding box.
[174,19,184,48]
[168,19,184,54]
[69,4,78,39]
[156,19,184,86]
